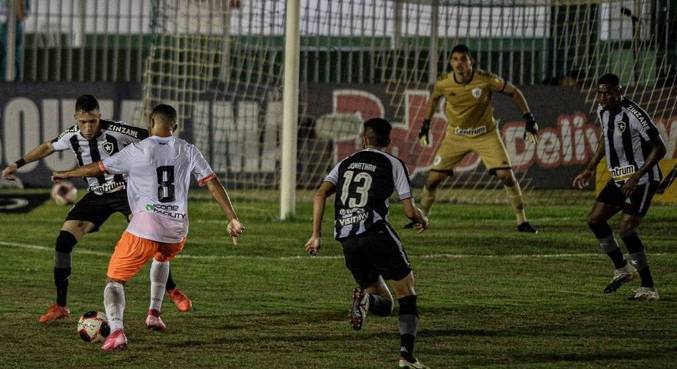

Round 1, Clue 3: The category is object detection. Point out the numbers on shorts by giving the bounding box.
[340,170,373,207]
[156,166,175,203]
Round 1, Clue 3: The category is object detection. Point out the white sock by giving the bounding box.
[149,259,170,312]
[104,281,126,332]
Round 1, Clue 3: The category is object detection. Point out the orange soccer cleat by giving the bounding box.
[167,288,192,312]
[38,303,71,324]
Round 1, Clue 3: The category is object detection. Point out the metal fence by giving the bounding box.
[4,0,676,84]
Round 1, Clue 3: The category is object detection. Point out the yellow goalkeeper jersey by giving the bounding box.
[431,68,507,137]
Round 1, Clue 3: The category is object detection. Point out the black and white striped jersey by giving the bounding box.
[50,120,148,195]
[597,98,663,185]
[325,148,412,240]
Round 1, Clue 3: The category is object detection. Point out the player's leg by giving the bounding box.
[619,182,660,300]
[391,273,426,369]
[342,234,389,330]
[146,239,186,330]
[587,180,635,293]
[478,130,535,232]
[371,224,427,369]
[419,170,449,216]
[121,196,192,312]
[363,276,394,316]
[410,136,465,228]
[40,192,109,324]
[102,231,158,351]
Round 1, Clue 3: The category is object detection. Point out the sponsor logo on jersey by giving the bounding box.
[610,164,636,182]
[106,124,141,138]
[89,181,126,195]
[338,207,368,226]
[454,125,487,137]
[471,87,482,98]
[144,203,187,219]
[102,141,115,155]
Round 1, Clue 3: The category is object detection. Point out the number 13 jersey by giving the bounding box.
[100,135,215,243]
[325,148,412,240]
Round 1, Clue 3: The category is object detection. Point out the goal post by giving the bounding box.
[141,0,677,215]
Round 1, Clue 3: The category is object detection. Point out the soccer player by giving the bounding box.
[0,95,193,323]
[573,73,666,300]
[414,44,538,233]
[305,118,430,369]
[52,104,244,351]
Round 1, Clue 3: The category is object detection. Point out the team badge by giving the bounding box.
[471,87,482,98]
[102,141,115,155]
[617,121,626,132]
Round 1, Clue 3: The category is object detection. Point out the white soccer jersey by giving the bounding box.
[597,98,664,185]
[50,120,148,194]
[100,135,216,243]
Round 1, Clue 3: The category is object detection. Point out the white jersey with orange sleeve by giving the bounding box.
[99,135,216,243]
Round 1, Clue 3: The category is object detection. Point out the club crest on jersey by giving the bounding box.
[617,121,626,132]
[101,141,115,155]
[471,87,482,98]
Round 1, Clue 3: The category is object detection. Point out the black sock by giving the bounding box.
[607,249,627,269]
[368,294,392,316]
[398,295,419,358]
[166,269,177,291]
[400,335,416,360]
[622,233,654,288]
[638,267,654,288]
[54,267,71,306]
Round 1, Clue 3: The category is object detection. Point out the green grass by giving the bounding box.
[0,192,675,369]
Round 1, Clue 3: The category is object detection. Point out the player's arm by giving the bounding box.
[2,142,55,180]
[621,136,666,196]
[305,181,336,255]
[418,83,443,146]
[205,176,244,244]
[501,82,539,143]
[401,198,428,234]
[52,162,103,181]
[573,140,606,190]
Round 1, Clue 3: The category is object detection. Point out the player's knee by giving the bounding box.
[55,230,78,254]
[587,220,612,239]
[618,219,639,237]
[398,295,418,317]
[496,171,515,186]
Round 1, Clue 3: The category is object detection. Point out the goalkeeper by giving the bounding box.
[412,44,538,233]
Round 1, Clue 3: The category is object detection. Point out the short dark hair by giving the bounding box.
[598,73,621,87]
[451,44,471,56]
[363,118,391,147]
[75,94,99,113]
[151,104,177,124]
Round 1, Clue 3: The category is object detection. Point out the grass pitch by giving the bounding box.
[0,191,675,369]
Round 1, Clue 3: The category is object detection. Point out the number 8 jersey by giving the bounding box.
[99,135,215,243]
[325,148,412,240]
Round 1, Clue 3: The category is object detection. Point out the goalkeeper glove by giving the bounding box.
[523,113,539,144]
[418,119,432,147]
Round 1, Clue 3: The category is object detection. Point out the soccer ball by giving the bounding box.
[50,181,77,205]
[77,311,110,343]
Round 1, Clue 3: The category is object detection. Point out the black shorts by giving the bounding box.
[340,223,412,289]
[596,180,659,217]
[65,190,130,232]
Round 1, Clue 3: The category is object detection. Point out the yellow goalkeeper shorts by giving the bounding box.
[431,128,512,173]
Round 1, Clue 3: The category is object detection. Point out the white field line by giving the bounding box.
[1,240,673,262]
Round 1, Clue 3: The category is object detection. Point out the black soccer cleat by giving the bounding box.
[403,221,416,229]
[604,264,637,294]
[516,222,538,233]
